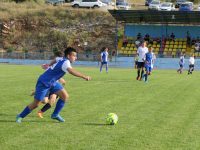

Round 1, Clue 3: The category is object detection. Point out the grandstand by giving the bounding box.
[109,10,200,57]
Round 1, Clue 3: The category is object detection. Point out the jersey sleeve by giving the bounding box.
[61,60,72,73]
[55,57,63,62]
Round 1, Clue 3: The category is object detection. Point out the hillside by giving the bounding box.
[0,2,119,55]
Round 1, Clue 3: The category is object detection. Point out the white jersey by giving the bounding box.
[137,46,148,62]
[189,57,195,65]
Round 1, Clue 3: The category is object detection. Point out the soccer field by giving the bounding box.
[1,64,200,150]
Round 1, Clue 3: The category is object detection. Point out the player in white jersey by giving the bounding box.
[136,41,148,80]
[100,47,109,73]
[188,53,195,75]
[16,47,91,123]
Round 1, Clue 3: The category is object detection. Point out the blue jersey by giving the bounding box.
[145,52,153,66]
[101,51,108,62]
[38,58,71,87]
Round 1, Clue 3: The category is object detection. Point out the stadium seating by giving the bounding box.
[118,37,199,57]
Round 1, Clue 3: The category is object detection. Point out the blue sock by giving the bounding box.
[145,74,148,81]
[52,99,65,116]
[19,106,32,118]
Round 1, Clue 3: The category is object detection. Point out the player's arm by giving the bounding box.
[41,58,57,70]
[67,68,91,81]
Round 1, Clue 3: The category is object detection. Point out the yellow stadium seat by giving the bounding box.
[179,41,183,45]
[154,51,158,55]
[125,47,129,51]
[169,45,173,48]
[133,51,137,54]
[168,48,172,52]
[172,52,176,56]
[155,47,159,51]
[165,45,169,48]
[182,49,186,52]
[164,48,168,51]
[127,44,131,47]
[134,47,137,51]
[131,44,135,47]
[178,45,182,48]
[129,47,134,51]
[166,41,170,44]
[123,51,128,54]
[182,45,186,49]
[172,48,177,52]
[174,45,178,48]
[163,52,167,55]
[170,41,174,45]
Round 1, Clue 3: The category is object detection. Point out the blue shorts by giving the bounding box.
[101,62,108,65]
[34,81,63,101]
[145,65,152,73]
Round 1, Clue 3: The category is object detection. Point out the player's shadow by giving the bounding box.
[83,123,110,126]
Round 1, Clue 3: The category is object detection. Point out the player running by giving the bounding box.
[143,46,154,83]
[16,47,91,123]
[100,47,109,73]
[188,53,195,75]
[177,53,185,74]
[136,41,148,80]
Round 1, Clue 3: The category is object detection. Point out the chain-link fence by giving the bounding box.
[0,51,114,62]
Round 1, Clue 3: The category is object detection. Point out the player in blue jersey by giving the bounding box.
[177,53,185,74]
[143,46,154,83]
[100,47,109,73]
[16,47,91,123]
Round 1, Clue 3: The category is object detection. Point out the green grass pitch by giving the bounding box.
[1,64,200,150]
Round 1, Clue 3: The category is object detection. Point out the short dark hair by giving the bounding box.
[64,47,76,56]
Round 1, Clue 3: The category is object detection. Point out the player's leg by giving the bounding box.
[180,65,183,74]
[142,66,147,81]
[16,81,49,123]
[51,89,68,122]
[137,62,141,80]
[38,94,57,118]
[188,65,191,74]
[140,63,145,80]
[16,99,41,123]
[50,82,67,122]
[100,62,103,72]
[191,65,194,73]
[144,67,148,82]
[105,63,108,73]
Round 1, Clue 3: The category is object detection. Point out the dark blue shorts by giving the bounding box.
[101,62,108,65]
[34,81,63,101]
[145,65,152,73]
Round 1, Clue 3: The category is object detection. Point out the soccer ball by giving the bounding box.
[106,113,118,125]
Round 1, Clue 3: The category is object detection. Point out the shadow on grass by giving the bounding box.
[83,123,110,126]
[0,119,59,123]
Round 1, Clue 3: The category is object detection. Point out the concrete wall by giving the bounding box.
[1,57,200,70]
